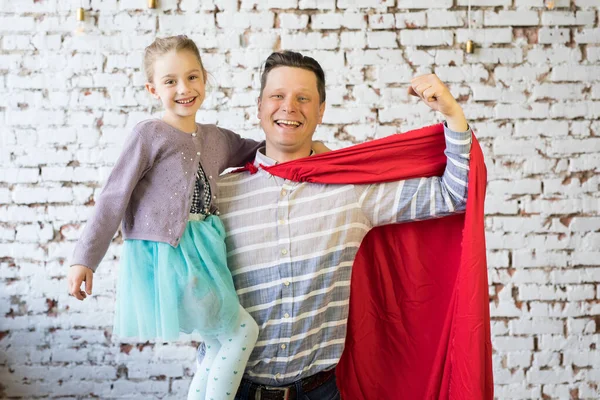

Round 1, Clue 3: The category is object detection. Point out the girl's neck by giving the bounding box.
[162,113,197,134]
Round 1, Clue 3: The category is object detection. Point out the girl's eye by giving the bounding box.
[165,80,175,85]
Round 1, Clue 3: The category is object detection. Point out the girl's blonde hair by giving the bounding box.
[143,35,207,83]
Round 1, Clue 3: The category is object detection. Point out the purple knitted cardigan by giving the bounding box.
[71,119,262,271]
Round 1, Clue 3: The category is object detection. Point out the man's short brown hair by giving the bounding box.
[259,51,326,104]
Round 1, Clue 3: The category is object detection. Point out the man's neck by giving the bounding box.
[265,145,312,163]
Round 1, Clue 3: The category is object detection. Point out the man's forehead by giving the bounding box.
[264,67,319,90]
[267,66,317,80]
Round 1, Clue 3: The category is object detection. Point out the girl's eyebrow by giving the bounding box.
[160,69,202,79]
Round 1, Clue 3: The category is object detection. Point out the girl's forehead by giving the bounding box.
[154,50,202,70]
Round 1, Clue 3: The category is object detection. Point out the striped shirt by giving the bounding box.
[215,124,472,386]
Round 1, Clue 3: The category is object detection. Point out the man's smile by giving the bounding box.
[275,119,303,129]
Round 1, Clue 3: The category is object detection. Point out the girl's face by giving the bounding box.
[145,50,206,130]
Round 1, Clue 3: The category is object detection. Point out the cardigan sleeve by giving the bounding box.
[70,128,154,272]
[219,127,264,168]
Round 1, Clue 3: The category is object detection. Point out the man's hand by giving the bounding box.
[312,140,331,154]
[409,74,468,132]
[68,264,94,301]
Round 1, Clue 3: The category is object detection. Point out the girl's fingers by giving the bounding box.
[85,271,93,295]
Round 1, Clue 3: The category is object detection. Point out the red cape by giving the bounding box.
[242,123,493,399]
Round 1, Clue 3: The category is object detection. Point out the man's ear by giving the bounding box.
[257,96,262,120]
[145,82,160,100]
[318,101,326,124]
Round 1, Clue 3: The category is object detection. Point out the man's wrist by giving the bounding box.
[444,112,468,132]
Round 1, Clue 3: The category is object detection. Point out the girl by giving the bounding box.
[67,36,327,400]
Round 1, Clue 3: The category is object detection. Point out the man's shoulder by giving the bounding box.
[218,170,250,184]
[217,170,266,194]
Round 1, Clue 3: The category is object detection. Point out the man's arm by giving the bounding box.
[356,123,471,226]
[357,74,471,226]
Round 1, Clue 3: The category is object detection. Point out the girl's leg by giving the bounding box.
[188,337,221,400]
[205,306,259,400]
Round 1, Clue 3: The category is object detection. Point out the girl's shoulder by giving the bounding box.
[196,123,221,135]
[131,119,192,146]
[197,123,241,141]
[132,119,170,137]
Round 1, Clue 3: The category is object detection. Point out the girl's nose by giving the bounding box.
[177,82,191,94]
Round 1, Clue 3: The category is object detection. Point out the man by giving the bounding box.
[215,51,472,399]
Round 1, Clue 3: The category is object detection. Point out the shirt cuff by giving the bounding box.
[443,121,472,152]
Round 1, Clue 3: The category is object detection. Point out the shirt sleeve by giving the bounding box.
[220,127,264,168]
[70,128,153,272]
[356,122,472,227]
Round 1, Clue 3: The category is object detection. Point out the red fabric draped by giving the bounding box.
[244,123,493,400]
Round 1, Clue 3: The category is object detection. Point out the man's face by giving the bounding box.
[258,66,326,157]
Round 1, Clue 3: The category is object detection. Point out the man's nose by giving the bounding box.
[282,98,297,113]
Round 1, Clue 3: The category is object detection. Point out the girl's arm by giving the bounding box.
[220,127,331,167]
[69,128,154,294]
[220,127,262,167]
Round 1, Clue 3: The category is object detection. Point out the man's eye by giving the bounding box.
[272,95,283,99]
[189,75,197,80]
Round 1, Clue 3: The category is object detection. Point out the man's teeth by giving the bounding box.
[277,120,301,126]
[176,98,195,104]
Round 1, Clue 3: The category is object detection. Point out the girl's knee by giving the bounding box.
[239,308,259,343]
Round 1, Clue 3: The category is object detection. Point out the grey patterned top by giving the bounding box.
[215,123,473,386]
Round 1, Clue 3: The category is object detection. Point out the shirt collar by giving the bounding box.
[254,147,315,168]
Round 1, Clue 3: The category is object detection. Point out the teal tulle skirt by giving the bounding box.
[113,215,240,341]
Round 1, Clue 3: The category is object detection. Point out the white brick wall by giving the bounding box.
[0,1,599,399]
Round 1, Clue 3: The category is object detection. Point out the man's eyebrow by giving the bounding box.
[269,87,314,93]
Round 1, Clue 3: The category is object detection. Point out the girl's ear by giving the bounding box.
[145,82,160,99]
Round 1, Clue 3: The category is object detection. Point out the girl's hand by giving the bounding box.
[68,264,94,301]
[312,140,331,154]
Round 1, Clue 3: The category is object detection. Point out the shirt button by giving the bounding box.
[281,190,287,197]
[192,133,197,137]
[196,152,201,155]
[278,219,285,225]
[275,373,281,378]
[216,211,220,215]
[283,280,290,286]
[213,195,217,199]
[281,249,288,255]
[281,344,286,350]
[209,176,213,179]
[284,313,290,318]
